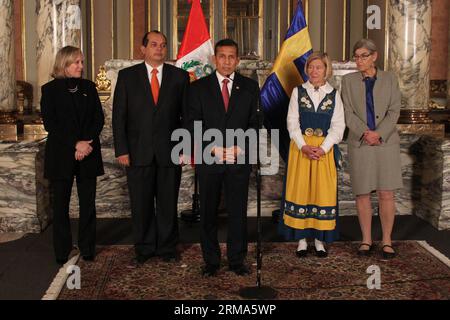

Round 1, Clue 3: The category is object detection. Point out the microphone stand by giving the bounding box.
[239,98,277,300]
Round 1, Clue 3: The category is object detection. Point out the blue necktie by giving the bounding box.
[364,77,376,130]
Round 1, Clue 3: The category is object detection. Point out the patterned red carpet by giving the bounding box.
[54,241,450,300]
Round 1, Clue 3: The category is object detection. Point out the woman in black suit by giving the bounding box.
[41,46,104,265]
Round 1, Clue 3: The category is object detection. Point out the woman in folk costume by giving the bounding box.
[279,52,345,257]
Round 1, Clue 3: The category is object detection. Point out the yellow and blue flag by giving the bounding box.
[261,0,312,161]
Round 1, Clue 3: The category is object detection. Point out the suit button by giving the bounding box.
[376,116,379,119]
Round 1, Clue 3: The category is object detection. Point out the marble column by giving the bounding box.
[36,0,82,109]
[0,0,15,113]
[388,0,432,110]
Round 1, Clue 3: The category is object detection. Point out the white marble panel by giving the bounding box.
[36,0,82,109]
[388,0,431,109]
[0,0,15,112]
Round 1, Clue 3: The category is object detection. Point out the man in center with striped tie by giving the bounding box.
[187,39,261,277]
[113,31,190,264]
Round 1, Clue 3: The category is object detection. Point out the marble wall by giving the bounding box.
[388,0,431,109]
[36,0,82,109]
[0,0,15,112]
[0,139,50,232]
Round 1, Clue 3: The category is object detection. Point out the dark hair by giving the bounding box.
[353,38,377,55]
[142,30,168,47]
[214,38,239,56]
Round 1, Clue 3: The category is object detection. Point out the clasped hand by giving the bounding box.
[363,130,381,146]
[213,146,244,163]
[75,140,93,161]
[301,145,325,160]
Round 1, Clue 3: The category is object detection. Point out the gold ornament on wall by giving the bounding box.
[95,65,111,92]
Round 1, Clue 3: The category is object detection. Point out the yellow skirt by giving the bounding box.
[283,136,337,231]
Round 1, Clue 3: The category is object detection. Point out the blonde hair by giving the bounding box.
[304,51,333,80]
[51,46,83,79]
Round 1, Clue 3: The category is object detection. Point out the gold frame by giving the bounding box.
[90,0,95,81]
[384,0,389,69]
[210,0,214,45]
[323,0,327,53]
[223,0,264,58]
[158,0,161,31]
[130,0,134,59]
[342,0,347,60]
[173,0,178,58]
[111,0,115,58]
[22,0,27,80]
[277,0,281,50]
[288,0,292,26]
[147,0,151,31]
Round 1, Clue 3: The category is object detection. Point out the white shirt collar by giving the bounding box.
[145,62,164,75]
[303,80,333,94]
[216,71,235,84]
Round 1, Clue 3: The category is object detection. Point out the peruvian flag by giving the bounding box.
[175,0,214,82]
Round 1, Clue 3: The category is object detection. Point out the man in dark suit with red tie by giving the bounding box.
[188,39,261,277]
[112,31,189,264]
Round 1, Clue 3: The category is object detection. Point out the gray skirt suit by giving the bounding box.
[341,70,403,195]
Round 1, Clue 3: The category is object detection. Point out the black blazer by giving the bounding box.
[41,78,105,180]
[187,72,261,173]
[112,62,190,167]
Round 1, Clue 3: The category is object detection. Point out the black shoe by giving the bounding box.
[357,243,373,256]
[56,258,68,265]
[82,255,95,262]
[161,253,179,263]
[229,264,250,276]
[381,244,396,259]
[136,253,155,264]
[202,264,219,277]
[314,247,328,258]
[296,249,308,258]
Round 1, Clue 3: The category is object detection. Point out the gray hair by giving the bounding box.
[353,38,377,55]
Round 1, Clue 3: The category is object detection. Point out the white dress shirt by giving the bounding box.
[145,62,163,85]
[287,81,345,153]
[216,71,234,96]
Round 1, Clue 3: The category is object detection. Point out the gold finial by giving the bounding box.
[95,65,111,91]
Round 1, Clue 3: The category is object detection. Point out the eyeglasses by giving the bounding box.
[352,53,372,61]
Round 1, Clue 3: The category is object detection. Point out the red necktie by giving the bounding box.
[151,68,159,105]
[221,78,230,111]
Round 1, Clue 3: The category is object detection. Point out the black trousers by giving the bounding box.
[127,164,181,257]
[51,176,97,260]
[198,168,251,266]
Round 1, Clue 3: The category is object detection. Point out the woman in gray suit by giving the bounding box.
[341,39,402,259]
